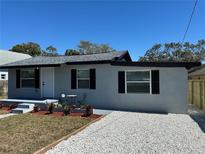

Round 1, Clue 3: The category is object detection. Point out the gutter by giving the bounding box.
[0,64,61,69]
[66,60,111,65]
[110,61,201,69]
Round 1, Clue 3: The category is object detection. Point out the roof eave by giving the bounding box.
[111,61,201,69]
[66,60,111,65]
[0,64,61,69]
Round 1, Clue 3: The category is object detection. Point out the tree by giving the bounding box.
[64,49,80,56]
[139,44,161,62]
[78,41,93,54]
[10,40,117,57]
[45,45,58,56]
[194,40,205,61]
[77,40,115,54]
[100,44,115,53]
[138,39,205,62]
[10,42,41,56]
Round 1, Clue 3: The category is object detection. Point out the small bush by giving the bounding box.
[48,103,54,114]
[9,104,17,110]
[33,105,39,112]
[63,105,71,116]
[57,104,62,108]
[81,104,93,117]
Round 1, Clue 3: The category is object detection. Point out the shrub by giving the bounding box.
[63,105,71,116]
[33,105,39,112]
[48,103,54,114]
[81,104,93,117]
[57,104,62,108]
[9,104,17,110]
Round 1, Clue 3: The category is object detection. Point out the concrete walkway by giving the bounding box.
[0,113,17,119]
[47,111,205,154]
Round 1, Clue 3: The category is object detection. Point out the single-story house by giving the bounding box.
[189,65,205,80]
[0,49,31,80]
[0,51,200,113]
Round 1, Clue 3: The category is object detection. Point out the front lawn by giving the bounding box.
[0,114,92,154]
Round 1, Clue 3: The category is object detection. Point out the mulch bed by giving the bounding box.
[0,107,10,115]
[31,111,101,119]
[0,103,17,111]
[0,106,101,119]
[0,107,11,113]
[1,107,11,111]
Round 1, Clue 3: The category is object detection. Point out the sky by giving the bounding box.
[0,0,205,60]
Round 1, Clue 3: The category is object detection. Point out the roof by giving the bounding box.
[0,49,31,66]
[189,65,205,76]
[0,50,200,69]
[0,51,130,68]
[111,61,201,69]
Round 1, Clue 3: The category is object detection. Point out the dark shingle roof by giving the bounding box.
[0,51,129,68]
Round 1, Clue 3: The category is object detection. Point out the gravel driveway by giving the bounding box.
[47,111,205,154]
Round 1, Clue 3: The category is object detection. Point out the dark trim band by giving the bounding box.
[0,61,201,69]
[111,61,201,69]
[66,60,111,65]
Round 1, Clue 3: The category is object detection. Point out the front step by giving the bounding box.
[71,108,85,113]
[11,103,35,114]
[17,104,31,109]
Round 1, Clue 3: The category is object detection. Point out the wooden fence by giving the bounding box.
[188,80,205,112]
[0,80,8,98]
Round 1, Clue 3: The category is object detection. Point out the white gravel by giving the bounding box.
[47,111,205,154]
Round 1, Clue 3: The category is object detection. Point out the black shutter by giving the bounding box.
[16,69,20,88]
[35,69,40,89]
[71,69,77,89]
[151,70,160,94]
[118,71,125,93]
[90,69,96,89]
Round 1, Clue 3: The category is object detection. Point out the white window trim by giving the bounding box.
[125,69,152,94]
[77,69,90,89]
[20,69,35,89]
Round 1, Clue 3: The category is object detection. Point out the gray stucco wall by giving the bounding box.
[55,64,188,113]
[8,64,188,113]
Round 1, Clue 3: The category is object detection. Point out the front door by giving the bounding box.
[41,67,54,98]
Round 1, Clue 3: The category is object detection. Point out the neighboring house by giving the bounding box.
[189,65,205,80]
[0,51,200,113]
[0,49,31,80]
[188,65,205,111]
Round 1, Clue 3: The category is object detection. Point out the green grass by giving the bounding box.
[0,114,92,154]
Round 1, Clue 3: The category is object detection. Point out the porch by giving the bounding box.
[0,98,58,106]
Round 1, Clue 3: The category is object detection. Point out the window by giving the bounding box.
[21,70,35,88]
[126,71,151,93]
[1,74,6,80]
[77,70,89,89]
